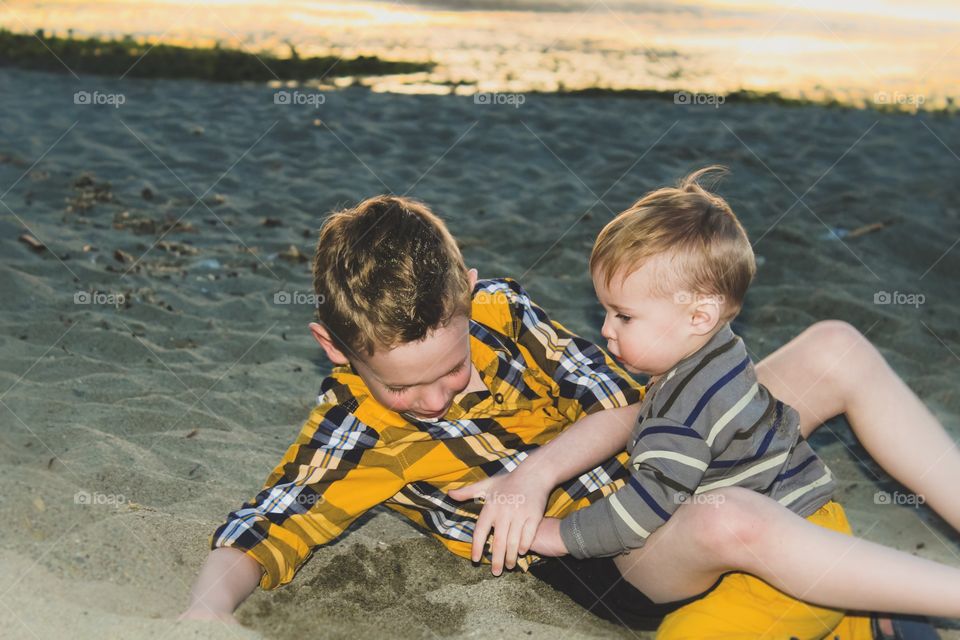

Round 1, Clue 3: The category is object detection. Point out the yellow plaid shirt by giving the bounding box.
[211,278,644,590]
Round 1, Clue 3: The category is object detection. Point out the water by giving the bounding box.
[3,0,957,107]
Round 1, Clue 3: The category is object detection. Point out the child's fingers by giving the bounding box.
[518,518,538,556]
[471,510,493,562]
[490,519,508,576]
[448,479,485,501]
[504,520,524,570]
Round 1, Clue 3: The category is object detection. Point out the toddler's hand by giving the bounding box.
[448,470,552,575]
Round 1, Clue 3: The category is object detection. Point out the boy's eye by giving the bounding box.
[616,313,632,323]
[385,360,465,396]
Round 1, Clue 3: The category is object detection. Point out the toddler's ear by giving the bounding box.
[467,268,478,289]
[690,296,722,336]
[309,322,350,366]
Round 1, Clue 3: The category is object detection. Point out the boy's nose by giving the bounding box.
[420,388,450,414]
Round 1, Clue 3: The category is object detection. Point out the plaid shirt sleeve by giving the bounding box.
[492,278,642,423]
[209,392,405,590]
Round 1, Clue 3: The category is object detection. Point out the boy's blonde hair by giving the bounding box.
[590,166,755,321]
[312,195,471,357]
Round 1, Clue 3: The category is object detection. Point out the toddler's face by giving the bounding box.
[593,256,702,377]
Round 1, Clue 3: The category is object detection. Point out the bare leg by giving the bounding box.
[612,487,960,617]
[754,320,960,532]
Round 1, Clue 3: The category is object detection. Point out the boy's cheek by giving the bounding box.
[370,388,408,413]
[614,349,644,375]
[452,368,473,393]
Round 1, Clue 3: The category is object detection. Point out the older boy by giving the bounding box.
[190,195,644,603]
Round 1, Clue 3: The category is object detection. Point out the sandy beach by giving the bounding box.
[1,65,960,638]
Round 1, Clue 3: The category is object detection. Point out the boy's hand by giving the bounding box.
[529,517,568,557]
[448,471,553,575]
[182,547,262,626]
[177,606,240,624]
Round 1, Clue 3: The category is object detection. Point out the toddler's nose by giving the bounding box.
[600,319,615,341]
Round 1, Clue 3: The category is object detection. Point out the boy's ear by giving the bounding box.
[467,267,478,289]
[689,296,722,336]
[309,322,351,366]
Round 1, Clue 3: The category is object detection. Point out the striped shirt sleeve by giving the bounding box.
[496,279,641,421]
[559,416,710,558]
[209,400,406,590]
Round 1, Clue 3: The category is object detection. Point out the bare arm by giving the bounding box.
[179,547,264,622]
[515,402,640,488]
[448,402,641,572]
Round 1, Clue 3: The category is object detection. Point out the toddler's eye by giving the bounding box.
[387,386,407,395]
[616,313,632,323]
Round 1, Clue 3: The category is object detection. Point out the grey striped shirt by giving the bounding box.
[559,323,836,559]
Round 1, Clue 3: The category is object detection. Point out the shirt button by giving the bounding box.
[494,393,504,404]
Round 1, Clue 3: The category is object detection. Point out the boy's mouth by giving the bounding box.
[415,406,449,419]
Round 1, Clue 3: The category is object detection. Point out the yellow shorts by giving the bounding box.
[656,500,874,640]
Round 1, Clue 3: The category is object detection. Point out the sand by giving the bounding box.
[1,66,959,638]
